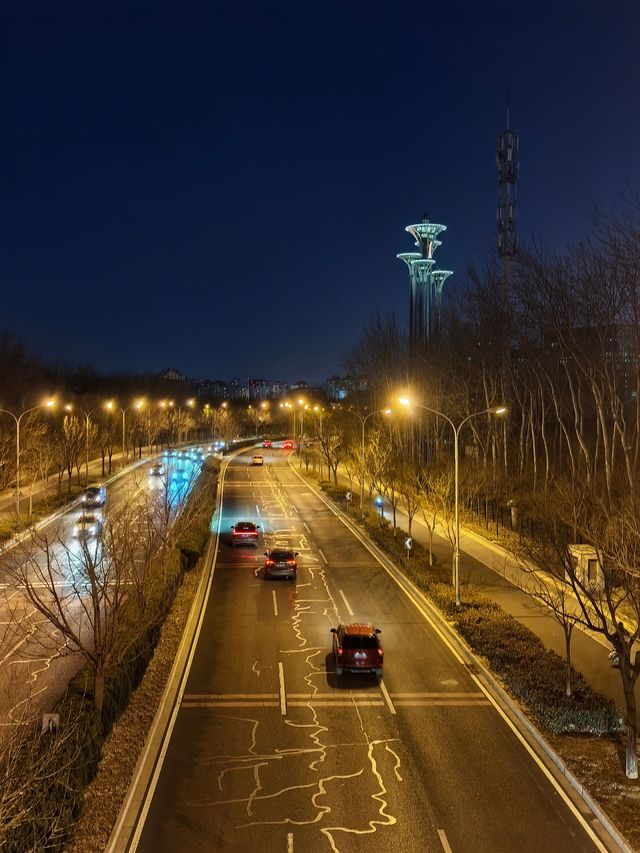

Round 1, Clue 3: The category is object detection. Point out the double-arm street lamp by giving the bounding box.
[399,397,506,606]
[0,400,55,517]
[64,404,104,486]
[343,407,392,517]
[106,400,143,467]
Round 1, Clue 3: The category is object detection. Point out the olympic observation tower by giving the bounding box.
[397,216,453,352]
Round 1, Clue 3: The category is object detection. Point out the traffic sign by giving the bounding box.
[405,536,413,551]
[345,491,351,502]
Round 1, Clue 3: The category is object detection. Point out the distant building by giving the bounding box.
[325,375,368,401]
[159,367,187,382]
[228,377,291,401]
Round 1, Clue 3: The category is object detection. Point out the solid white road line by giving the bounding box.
[338,588,354,616]
[379,679,396,715]
[438,829,453,853]
[318,548,328,564]
[287,831,294,853]
[272,589,278,617]
[278,661,287,716]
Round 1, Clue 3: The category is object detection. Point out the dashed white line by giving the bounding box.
[318,548,328,564]
[379,678,396,715]
[278,662,287,716]
[438,829,453,852]
[256,504,260,515]
[303,522,310,533]
[272,589,278,617]
[339,588,354,616]
[287,832,294,853]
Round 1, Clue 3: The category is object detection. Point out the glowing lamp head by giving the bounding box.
[398,397,411,407]
[494,406,507,415]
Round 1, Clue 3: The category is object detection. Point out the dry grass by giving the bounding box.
[549,733,640,849]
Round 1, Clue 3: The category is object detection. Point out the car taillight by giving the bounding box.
[286,560,296,565]
[337,647,343,656]
[266,560,275,566]
[378,648,383,657]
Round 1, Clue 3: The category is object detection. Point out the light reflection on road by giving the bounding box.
[0,446,209,727]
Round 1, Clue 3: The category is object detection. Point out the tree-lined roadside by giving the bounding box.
[0,456,221,851]
[303,466,638,849]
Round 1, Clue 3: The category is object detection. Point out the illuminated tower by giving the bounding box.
[497,104,519,299]
[398,216,453,351]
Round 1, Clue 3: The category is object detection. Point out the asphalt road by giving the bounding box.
[0,448,205,725]
[136,447,605,853]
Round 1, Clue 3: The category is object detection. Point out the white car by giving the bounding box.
[251,455,264,466]
[73,513,103,539]
[150,463,165,476]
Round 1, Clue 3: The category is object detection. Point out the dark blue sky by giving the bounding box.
[3,1,639,383]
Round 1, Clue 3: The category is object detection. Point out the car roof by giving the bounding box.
[269,548,295,556]
[236,521,256,528]
[341,623,376,635]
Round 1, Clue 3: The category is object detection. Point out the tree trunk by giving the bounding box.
[624,684,638,779]
[564,626,572,698]
[94,666,105,713]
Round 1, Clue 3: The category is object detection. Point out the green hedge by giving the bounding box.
[0,460,219,851]
[318,478,622,736]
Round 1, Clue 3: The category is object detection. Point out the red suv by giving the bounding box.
[283,440,294,450]
[331,623,383,678]
[262,439,273,448]
[230,521,260,547]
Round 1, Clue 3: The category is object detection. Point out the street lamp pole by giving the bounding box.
[0,401,55,517]
[399,398,506,605]
[342,408,392,518]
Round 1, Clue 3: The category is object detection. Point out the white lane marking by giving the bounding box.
[289,462,609,853]
[278,661,286,716]
[287,831,294,853]
[272,589,278,617]
[303,522,310,533]
[338,588,354,616]
[379,679,396,715]
[438,829,453,853]
[318,548,328,564]
[256,504,260,515]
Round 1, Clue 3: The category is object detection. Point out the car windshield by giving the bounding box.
[343,635,378,649]
[236,523,255,531]
[270,550,294,561]
[79,515,97,525]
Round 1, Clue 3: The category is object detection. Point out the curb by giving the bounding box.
[290,463,633,853]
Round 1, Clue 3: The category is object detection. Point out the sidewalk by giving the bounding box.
[303,458,629,710]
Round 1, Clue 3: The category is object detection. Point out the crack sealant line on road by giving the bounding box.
[106,448,242,853]
[287,458,629,853]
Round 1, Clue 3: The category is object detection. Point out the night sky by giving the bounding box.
[3,1,639,384]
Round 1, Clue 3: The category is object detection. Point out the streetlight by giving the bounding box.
[399,397,507,606]
[343,407,393,518]
[106,399,143,467]
[64,403,104,486]
[0,399,55,517]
